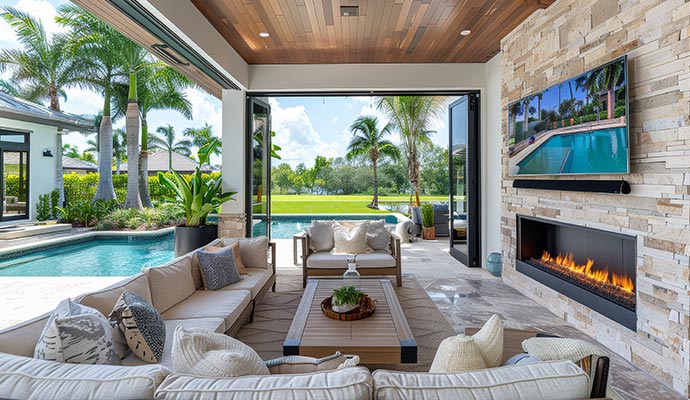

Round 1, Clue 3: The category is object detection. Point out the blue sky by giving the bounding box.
[1,0,451,167]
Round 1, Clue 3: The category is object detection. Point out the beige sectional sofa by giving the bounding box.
[0,236,609,400]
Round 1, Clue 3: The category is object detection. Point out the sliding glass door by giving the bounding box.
[1,132,30,222]
[246,98,272,238]
[449,94,480,266]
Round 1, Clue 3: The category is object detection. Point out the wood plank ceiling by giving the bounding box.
[191,0,554,64]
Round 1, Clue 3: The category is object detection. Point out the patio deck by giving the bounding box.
[0,234,682,399]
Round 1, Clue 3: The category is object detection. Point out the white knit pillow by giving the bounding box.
[333,221,369,254]
[472,314,504,367]
[429,334,487,373]
[522,337,604,362]
[307,220,335,252]
[172,327,269,377]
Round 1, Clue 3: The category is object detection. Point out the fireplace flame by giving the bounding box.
[540,251,634,293]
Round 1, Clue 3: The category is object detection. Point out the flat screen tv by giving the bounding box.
[508,56,628,176]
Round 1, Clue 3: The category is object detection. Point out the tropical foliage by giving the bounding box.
[346,116,400,208]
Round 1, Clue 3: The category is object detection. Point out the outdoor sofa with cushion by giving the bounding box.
[296,219,402,287]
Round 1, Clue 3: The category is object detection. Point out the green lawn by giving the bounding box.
[269,194,448,214]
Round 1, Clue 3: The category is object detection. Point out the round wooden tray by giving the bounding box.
[321,295,376,321]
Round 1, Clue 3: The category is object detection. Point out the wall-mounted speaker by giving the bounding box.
[513,179,631,194]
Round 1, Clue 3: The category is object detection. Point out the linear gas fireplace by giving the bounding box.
[516,215,637,331]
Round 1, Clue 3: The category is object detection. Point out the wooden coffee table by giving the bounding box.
[284,278,417,363]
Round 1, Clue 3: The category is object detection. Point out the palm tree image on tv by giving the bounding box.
[508,57,628,176]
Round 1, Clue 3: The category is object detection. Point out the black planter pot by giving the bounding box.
[174,224,219,256]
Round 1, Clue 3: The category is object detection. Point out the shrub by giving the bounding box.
[57,199,118,227]
[36,189,60,221]
[93,203,184,231]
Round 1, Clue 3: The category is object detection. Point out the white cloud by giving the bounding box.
[185,88,222,131]
[269,98,340,168]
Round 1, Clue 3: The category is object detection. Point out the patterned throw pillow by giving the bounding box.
[333,221,370,254]
[172,326,270,377]
[367,219,390,250]
[196,246,243,290]
[265,352,353,374]
[205,242,247,274]
[307,220,335,252]
[34,299,120,365]
[109,291,165,363]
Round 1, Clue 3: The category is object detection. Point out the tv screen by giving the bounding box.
[508,56,628,176]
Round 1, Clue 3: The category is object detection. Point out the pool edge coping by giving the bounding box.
[0,227,175,259]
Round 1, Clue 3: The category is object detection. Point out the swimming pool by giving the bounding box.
[0,234,174,277]
[253,214,399,239]
[517,127,628,175]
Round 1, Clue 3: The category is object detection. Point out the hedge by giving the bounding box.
[9,171,222,206]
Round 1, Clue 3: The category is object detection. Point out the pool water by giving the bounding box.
[0,235,174,277]
[517,127,628,175]
[254,214,399,239]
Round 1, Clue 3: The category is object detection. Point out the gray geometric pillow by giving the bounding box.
[366,219,390,250]
[196,245,242,290]
[109,291,165,363]
[34,299,120,365]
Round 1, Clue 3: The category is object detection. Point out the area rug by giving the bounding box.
[236,272,455,371]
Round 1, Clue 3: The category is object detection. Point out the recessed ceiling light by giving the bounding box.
[460,30,471,36]
[259,32,270,38]
[264,45,269,49]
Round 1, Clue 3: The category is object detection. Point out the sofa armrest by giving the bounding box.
[269,241,276,277]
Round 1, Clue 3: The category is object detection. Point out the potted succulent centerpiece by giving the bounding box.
[331,285,364,313]
[158,139,235,256]
[420,203,436,240]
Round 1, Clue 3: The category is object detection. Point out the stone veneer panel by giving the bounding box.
[218,213,246,238]
[500,0,690,395]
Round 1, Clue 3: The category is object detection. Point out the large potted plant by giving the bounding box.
[158,139,235,256]
[420,203,436,240]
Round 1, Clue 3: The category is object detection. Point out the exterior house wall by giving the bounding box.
[0,117,58,220]
[499,0,690,395]
[482,54,503,261]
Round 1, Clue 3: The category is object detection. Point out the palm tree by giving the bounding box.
[1,6,91,205]
[58,5,132,202]
[577,63,624,120]
[113,128,126,174]
[183,122,221,159]
[150,125,193,171]
[113,64,193,206]
[376,96,444,206]
[346,116,400,208]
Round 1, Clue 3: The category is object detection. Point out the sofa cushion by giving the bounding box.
[305,220,335,252]
[77,273,152,317]
[34,299,120,365]
[306,252,351,269]
[161,290,251,333]
[0,314,49,357]
[373,361,590,400]
[196,246,243,290]
[110,291,166,363]
[217,267,272,299]
[367,219,390,250]
[333,221,370,254]
[172,326,270,377]
[154,366,373,400]
[0,351,169,400]
[222,237,269,269]
[355,251,397,268]
[144,257,196,313]
[121,317,224,370]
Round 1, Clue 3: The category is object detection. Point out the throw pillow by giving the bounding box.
[206,242,247,275]
[472,314,504,367]
[429,334,487,373]
[522,337,604,363]
[367,219,390,250]
[333,221,370,254]
[34,299,120,365]
[307,220,335,252]
[503,353,541,366]
[109,291,165,363]
[196,245,242,290]
[265,352,348,374]
[172,326,270,377]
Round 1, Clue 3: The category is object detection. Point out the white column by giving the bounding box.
[219,89,247,237]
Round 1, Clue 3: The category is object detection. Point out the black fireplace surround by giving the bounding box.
[516,215,637,331]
